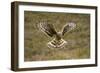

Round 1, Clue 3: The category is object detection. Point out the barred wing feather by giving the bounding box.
[39,22,57,37]
[62,22,76,35]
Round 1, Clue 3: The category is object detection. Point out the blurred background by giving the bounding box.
[24,11,90,61]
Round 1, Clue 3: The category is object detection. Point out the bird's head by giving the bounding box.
[54,32,62,41]
[57,32,62,37]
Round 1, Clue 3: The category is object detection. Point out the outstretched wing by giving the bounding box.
[39,22,57,37]
[62,22,76,35]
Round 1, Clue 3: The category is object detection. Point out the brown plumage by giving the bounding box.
[39,21,76,48]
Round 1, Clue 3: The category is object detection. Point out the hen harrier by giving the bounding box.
[39,21,76,48]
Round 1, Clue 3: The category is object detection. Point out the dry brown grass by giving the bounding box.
[24,11,90,61]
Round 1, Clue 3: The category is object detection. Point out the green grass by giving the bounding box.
[24,11,90,61]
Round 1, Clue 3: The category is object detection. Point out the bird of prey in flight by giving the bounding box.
[39,21,76,48]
